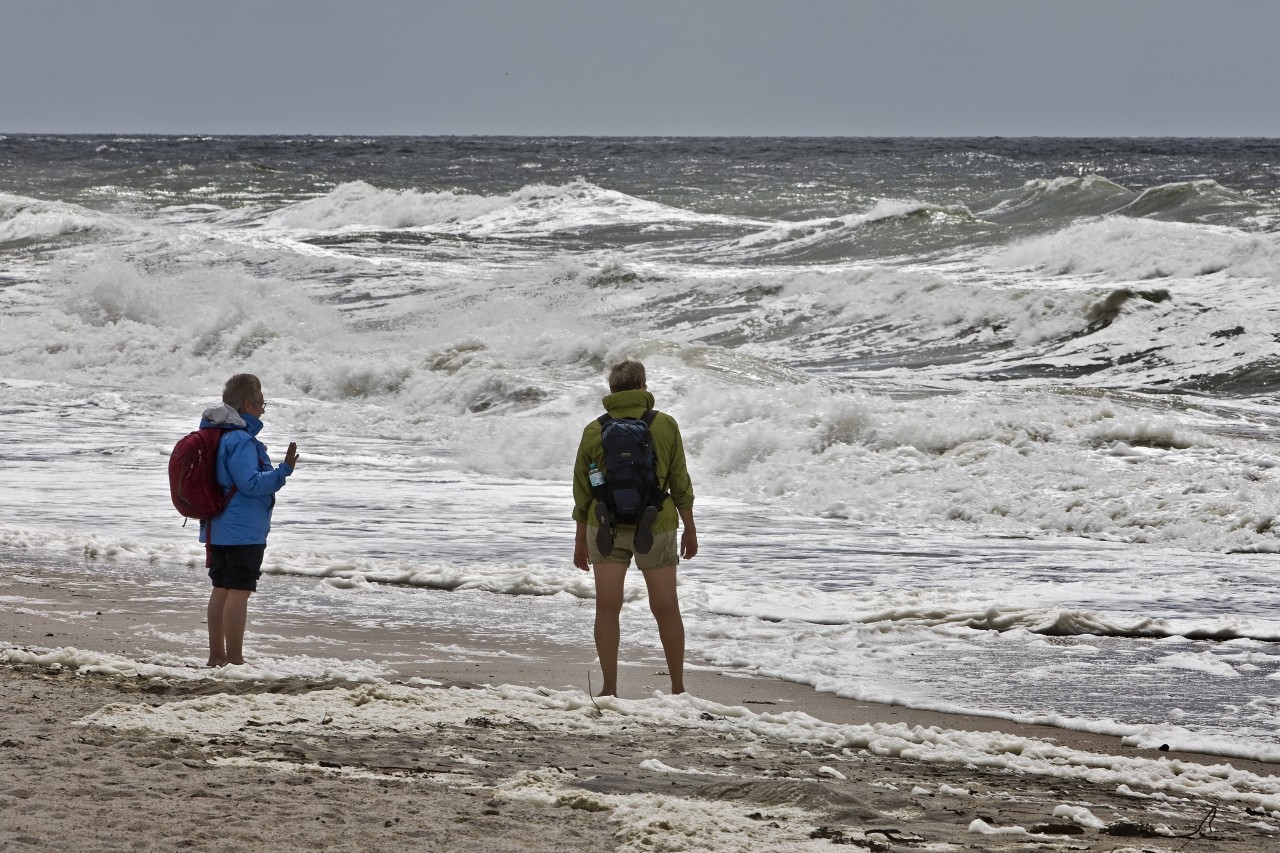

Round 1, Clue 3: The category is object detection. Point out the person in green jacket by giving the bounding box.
[572,359,698,696]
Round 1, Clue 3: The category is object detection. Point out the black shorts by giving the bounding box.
[207,544,266,592]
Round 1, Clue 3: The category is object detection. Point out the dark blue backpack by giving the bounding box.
[594,410,667,523]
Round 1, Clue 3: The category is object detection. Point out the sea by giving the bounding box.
[2,135,1279,762]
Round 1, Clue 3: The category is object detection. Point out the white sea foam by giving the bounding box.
[260,180,513,232]
[1052,804,1108,829]
[259,179,751,238]
[494,767,826,852]
[0,193,117,243]
[74,675,1280,812]
[1,645,388,683]
[728,198,972,254]
[989,217,1280,281]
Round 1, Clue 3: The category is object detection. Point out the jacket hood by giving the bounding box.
[602,389,656,417]
[200,403,248,430]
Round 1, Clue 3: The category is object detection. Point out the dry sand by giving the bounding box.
[2,554,1278,851]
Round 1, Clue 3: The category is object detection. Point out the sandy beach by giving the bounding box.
[3,554,1279,852]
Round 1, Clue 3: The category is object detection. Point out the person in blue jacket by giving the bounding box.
[199,373,298,666]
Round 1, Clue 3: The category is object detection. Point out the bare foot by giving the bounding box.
[205,658,227,668]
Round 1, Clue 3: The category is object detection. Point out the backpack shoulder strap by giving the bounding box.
[639,410,668,503]
[597,413,613,427]
[213,426,245,498]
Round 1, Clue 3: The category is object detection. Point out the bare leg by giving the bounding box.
[641,565,685,695]
[592,562,628,696]
[206,587,229,666]
[221,589,252,665]
[207,587,253,666]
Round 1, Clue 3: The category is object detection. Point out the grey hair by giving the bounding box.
[222,373,263,411]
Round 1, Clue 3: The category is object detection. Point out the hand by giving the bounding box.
[284,442,299,468]
[680,527,698,560]
[573,539,590,572]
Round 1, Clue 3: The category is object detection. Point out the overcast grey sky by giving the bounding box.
[4,0,1278,137]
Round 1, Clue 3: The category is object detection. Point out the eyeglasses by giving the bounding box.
[251,398,267,410]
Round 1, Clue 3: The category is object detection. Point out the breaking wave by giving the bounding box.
[0,193,118,245]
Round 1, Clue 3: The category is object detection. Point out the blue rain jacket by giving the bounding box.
[197,404,293,545]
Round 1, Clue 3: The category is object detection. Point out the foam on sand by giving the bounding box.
[78,667,1280,816]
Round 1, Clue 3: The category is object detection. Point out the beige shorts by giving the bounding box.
[587,527,679,570]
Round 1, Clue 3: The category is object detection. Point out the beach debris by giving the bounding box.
[1027,822,1085,834]
[584,673,605,716]
[1104,818,1165,837]
[865,828,923,844]
[745,812,783,828]
[1166,804,1218,839]
[808,825,883,848]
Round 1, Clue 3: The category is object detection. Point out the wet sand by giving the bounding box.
[2,555,1278,851]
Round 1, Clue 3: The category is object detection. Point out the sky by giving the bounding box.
[4,0,1279,137]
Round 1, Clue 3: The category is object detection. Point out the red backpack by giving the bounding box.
[168,427,238,520]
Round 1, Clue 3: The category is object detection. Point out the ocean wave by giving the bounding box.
[974,177,1261,228]
[260,180,513,232]
[0,193,116,244]
[260,179,752,240]
[988,217,1280,280]
[2,259,360,400]
[975,174,1136,223]
[0,251,618,428]
[706,590,1280,643]
[720,199,978,263]
[602,253,1275,398]
[1177,356,1280,396]
[436,179,754,241]
[1115,180,1262,223]
[666,380,1280,552]
[664,266,1149,369]
[5,238,1275,557]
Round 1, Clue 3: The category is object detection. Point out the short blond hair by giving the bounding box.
[222,373,263,411]
[607,360,646,393]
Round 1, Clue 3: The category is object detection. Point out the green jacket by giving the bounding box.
[573,389,694,533]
